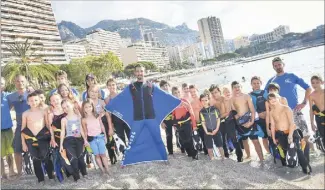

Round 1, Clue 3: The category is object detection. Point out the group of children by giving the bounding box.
[160,74,324,174]
[1,68,324,185]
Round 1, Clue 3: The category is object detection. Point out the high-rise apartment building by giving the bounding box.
[198,16,225,57]
[74,38,103,56]
[63,44,87,61]
[86,29,122,60]
[233,36,250,50]
[1,0,67,65]
[167,46,182,65]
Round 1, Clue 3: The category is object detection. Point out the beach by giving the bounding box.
[2,46,325,189]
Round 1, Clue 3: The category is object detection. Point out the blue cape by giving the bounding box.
[105,83,181,166]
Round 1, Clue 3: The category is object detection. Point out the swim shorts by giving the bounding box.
[1,129,14,157]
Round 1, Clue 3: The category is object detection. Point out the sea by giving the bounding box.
[176,45,325,130]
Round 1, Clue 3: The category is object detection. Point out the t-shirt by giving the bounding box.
[265,73,310,110]
[82,89,106,101]
[7,91,30,127]
[250,90,268,113]
[49,87,79,97]
[1,92,13,130]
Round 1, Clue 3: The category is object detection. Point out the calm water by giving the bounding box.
[177,45,325,129]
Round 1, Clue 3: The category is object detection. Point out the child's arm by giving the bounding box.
[60,118,66,152]
[245,95,255,128]
[285,107,296,143]
[281,97,288,106]
[265,101,271,136]
[213,118,221,135]
[81,118,88,138]
[99,118,107,143]
[308,94,316,132]
[21,112,28,152]
[184,100,197,130]
[80,119,88,146]
[199,111,210,135]
[270,111,276,144]
[105,112,114,136]
[48,113,57,147]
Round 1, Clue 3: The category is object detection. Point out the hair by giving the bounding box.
[85,74,98,92]
[181,83,188,89]
[58,83,75,102]
[267,92,280,100]
[27,91,38,100]
[106,78,116,86]
[231,81,240,89]
[34,89,45,96]
[55,70,68,79]
[15,74,26,81]
[272,57,283,63]
[171,86,179,94]
[222,85,231,94]
[199,93,208,101]
[159,80,168,88]
[209,84,220,93]
[135,63,145,70]
[267,83,280,92]
[251,76,262,84]
[81,99,97,118]
[311,74,323,82]
[87,85,102,99]
[49,93,61,107]
[189,84,197,90]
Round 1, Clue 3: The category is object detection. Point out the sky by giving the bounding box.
[51,1,324,39]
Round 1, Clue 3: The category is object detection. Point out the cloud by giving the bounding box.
[51,1,324,39]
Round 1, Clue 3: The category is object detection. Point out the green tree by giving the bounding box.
[124,61,158,77]
[216,53,240,61]
[61,60,91,87]
[2,39,58,91]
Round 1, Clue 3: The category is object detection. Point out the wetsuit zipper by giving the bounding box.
[140,84,145,119]
[206,107,212,131]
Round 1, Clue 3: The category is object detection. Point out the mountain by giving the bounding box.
[58,18,199,46]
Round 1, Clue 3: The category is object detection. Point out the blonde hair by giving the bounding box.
[87,85,102,99]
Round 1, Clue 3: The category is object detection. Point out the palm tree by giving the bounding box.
[1,39,58,90]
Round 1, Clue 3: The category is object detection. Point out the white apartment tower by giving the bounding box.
[1,0,67,64]
[86,29,122,60]
[63,44,87,61]
[198,16,225,57]
[74,38,103,56]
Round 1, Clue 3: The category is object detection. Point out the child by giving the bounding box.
[309,75,324,143]
[199,94,225,160]
[50,70,79,97]
[34,90,48,110]
[81,99,110,175]
[21,92,54,184]
[171,86,198,159]
[82,74,106,101]
[105,78,127,143]
[60,99,88,182]
[58,84,81,113]
[88,85,106,117]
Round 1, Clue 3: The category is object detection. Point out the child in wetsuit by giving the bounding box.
[309,75,325,144]
[199,94,225,160]
[171,87,198,159]
[60,99,88,182]
[81,99,110,175]
[21,92,54,184]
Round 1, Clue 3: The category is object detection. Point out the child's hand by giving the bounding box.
[50,139,58,148]
[212,129,218,135]
[84,141,90,147]
[273,138,277,145]
[108,128,114,136]
[243,121,253,128]
[22,143,28,152]
[59,147,63,153]
[311,123,317,132]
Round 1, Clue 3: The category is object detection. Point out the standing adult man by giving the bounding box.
[7,75,30,177]
[265,57,312,139]
[1,77,16,179]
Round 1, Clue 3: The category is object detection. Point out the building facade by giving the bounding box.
[120,43,169,68]
[63,44,87,61]
[233,36,250,50]
[198,16,225,57]
[252,25,290,44]
[1,0,67,65]
[86,28,122,60]
[74,38,103,56]
[167,46,182,65]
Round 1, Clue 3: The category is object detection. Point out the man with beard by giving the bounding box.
[7,75,30,178]
[265,57,312,144]
[189,85,207,155]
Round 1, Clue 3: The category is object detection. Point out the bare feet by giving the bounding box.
[9,171,17,177]
[244,156,251,160]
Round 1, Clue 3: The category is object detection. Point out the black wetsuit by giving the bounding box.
[197,123,208,154]
[22,127,54,182]
[163,113,174,154]
[312,105,325,144]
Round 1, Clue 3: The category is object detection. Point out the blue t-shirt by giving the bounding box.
[265,73,310,110]
[7,91,30,127]
[250,90,268,113]
[82,89,106,101]
[50,87,79,97]
[1,92,13,130]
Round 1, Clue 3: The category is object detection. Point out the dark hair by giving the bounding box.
[55,70,67,78]
[209,84,220,92]
[106,78,116,86]
[85,74,98,93]
[135,63,145,70]
[251,76,262,84]
[199,94,208,101]
[231,81,240,89]
[171,86,179,93]
[182,83,188,89]
[272,57,283,63]
[311,75,323,82]
[159,80,168,88]
[34,89,44,95]
[267,92,279,100]
[81,99,97,118]
[189,84,197,90]
[27,91,38,100]
[267,83,280,92]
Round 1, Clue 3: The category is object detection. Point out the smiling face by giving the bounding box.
[232,84,242,95]
[311,78,322,90]
[59,85,70,98]
[251,79,262,91]
[172,89,181,98]
[83,102,94,116]
[161,84,169,92]
[134,66,145,81]
[210,88,221,100]
[28,95,40,108]
[268,96,279,106]
[222,87,231,99]
[88,86,99,99]
[272,61,284,74]
[15,75,27,90]
[38,94,46,105]
[61,100,74,113]
[189,88,198,99]
[50,94,62,108]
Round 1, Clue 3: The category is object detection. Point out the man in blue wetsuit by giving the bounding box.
[265,57,312,139]
[250,76,270,153]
